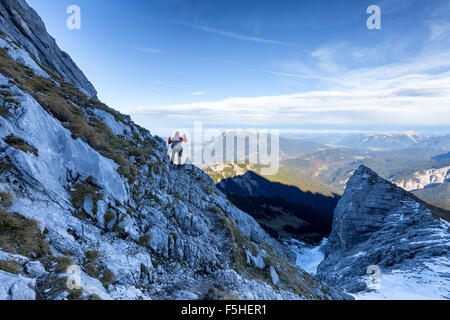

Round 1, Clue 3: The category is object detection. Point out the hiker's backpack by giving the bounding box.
[171,141,180,149]
[169,137,181,149]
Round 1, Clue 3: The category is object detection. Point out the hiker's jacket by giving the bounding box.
[168,137,184,148]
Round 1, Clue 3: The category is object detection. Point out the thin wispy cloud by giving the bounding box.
[129,2,450,132]
[429,22,450,41]
[190,91,206,96]
[132,77,450,127]
[176,21,301,48]
[264,70,335,82]
[128,46,164,54]
[132,30,450,129]
[378,0,419,14]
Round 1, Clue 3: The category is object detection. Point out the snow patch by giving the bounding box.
[284,238,326,275]
[354,258,450,300]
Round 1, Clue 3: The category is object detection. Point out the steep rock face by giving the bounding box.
[317,166,450,298]
[0,0,96,96]
[412,182,450,211]
[0,2,347,300]
[394,165,450,191]
[0,270,36,300]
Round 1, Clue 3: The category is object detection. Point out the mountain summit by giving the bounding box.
[337,131,424,150]
[317,165,450,299]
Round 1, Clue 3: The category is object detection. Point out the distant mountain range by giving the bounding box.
[201,131,328,165]
[205,130,450,227]
[335,131,450,151]
[280,146,450,209]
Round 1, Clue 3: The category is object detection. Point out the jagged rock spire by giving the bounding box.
[317,165,450,296]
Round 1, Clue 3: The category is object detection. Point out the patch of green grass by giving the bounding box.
[4,135,38,156]
[0,90,12,97]
[0,209,50,259]
[0,191,13,208]
[112,224,123,234]
[0,259,20,274]
[83,262,99,279]
[54,256,73,273]
[0,160,13,174]
[100,269,116,289]
[85,250,100,263]
[89,294,102,300]
[35,274,68,300]
[67,288,83,300]
[213,206,224,216]
[104,211,115,227]
[222,216,252,275]
[0,106,9,117]
[138,234,151,248]
[69,179,103,210]
[3,97,19,106]
[148,161,158,172]
[81,255,117,292]
[131,188,141,197]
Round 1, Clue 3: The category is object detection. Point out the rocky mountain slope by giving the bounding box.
[0,0,348,300]
[393,165,450,191]
[391,165,450,209]
[412,182,450,211]
[0,0,96,97]
[317,166,450,299]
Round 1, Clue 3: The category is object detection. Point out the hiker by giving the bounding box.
[168,131,187,165]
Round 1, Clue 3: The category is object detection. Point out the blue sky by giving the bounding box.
[27,0,450,136]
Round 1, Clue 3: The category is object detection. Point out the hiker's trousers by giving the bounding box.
[171,144,183,164]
